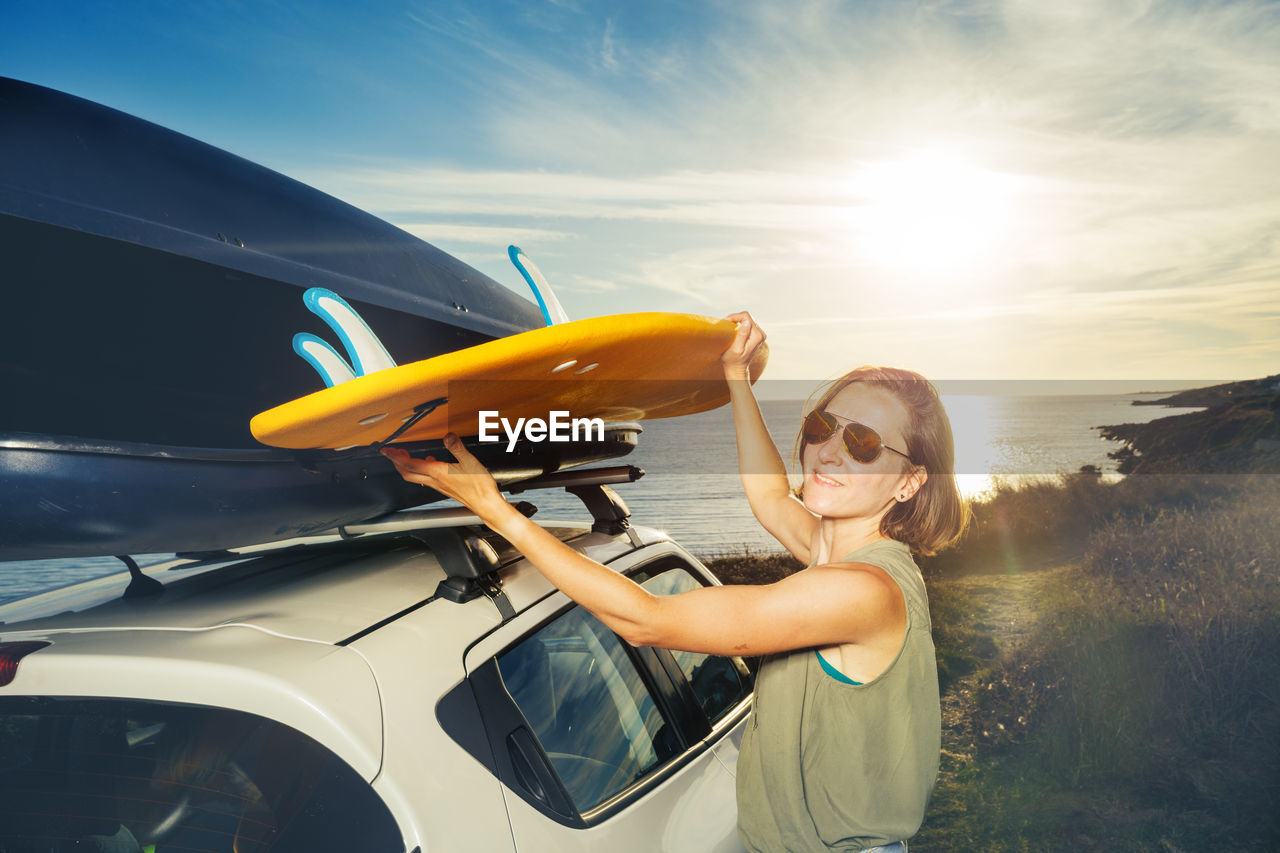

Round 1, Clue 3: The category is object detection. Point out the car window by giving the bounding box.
[0,697,402,853]
[497,606,679,812]
[639,567,753,725]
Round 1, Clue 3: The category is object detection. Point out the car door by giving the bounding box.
[452,550,752,853]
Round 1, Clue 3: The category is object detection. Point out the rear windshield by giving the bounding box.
[0,697,403,853]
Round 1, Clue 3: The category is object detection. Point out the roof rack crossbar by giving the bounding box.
[507,465,645,540]
[505,465,644,494]
[337,501,536,538]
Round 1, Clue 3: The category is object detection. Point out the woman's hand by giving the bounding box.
[721,311,767,381]
[380,435,506,518]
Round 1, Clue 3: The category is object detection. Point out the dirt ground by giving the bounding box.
[935,564,1075,765]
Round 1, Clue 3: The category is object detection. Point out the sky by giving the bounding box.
[5,0,1278,385]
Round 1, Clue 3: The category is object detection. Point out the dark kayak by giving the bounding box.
[0,78,634,561]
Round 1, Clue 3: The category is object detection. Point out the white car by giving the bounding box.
[0,475,753,852]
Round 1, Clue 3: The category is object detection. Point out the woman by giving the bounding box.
[381,312,967,852]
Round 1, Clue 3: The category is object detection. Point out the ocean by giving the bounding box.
[0,392,1201,603]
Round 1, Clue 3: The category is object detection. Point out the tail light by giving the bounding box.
[0,641,50,686]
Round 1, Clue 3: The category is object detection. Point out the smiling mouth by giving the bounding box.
[812,472,843,487]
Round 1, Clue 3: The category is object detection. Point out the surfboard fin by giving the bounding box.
[296,288,397,386]
[293,333,357,388]
[509,246,570,325]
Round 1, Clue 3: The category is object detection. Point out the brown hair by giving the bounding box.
[796,366,970,556]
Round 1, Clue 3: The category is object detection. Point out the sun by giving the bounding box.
[846,150,1015,275]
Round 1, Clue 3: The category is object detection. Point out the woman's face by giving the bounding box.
[800,383,920,519]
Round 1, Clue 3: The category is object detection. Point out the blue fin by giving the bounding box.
[301,288,397,377]
[293,333,357,388]
[509,246,569,325]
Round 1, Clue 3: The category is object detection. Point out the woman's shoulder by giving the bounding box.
[829,539,927,608]
[807,540,914,595]
[832,537,914,568]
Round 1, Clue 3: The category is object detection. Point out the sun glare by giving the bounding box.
[846,151,1015,275]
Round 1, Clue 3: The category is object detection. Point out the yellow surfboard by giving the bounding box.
[250,312,766,450]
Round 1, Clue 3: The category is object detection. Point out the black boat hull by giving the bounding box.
[0,78,633,561]
[1,77,543,450]
[1,427,639,561]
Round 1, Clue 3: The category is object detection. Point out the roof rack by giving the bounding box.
[504,464,644,493]
[507,465,645,542]
[335,502,536,539]
[419,528,514,614]
[155,465,648,608]
[328,464,644,539]
[420,465,647,610]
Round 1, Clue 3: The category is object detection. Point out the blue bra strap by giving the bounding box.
[815,649,863,686]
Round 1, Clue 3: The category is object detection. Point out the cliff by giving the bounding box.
[1100,374,1280,473]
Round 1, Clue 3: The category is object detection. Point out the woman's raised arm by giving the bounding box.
[721,312,817,563]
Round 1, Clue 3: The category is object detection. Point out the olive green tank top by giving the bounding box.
[735,538,940,852]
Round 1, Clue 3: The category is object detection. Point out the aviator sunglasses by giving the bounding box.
[802,410,914,465]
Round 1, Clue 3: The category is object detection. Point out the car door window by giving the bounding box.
[0,697,403,853]
[497,606,679,812]
[638,568,753,725]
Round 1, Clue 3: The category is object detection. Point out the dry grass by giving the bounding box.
[918,473,1280,851]
[703,551,802,586]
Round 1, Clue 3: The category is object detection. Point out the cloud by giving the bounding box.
[599,18,619,72]
[398,222,575,246]
[315,0,1280,379]
[304,164,855,234]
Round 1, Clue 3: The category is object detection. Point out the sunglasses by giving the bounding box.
[802,410,914,465]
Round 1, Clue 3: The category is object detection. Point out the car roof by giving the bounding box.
[0,519,603,644]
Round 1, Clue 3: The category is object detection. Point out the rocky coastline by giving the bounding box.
[1100,374,1280,474]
